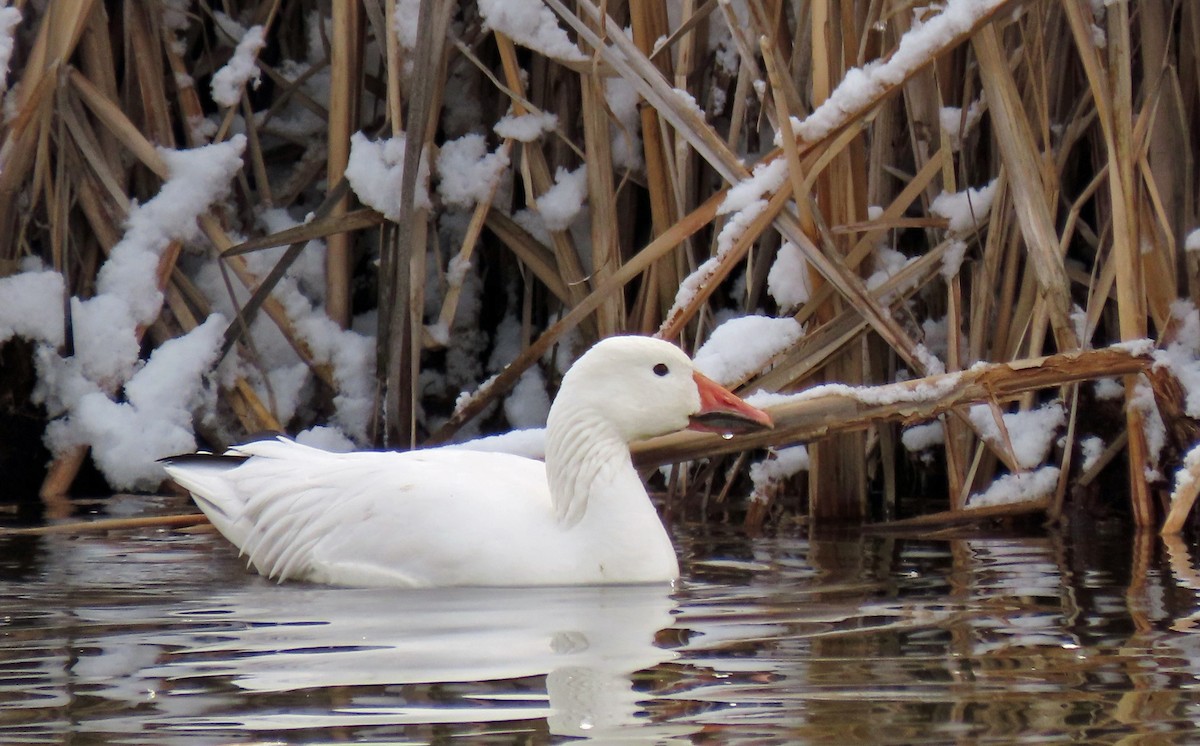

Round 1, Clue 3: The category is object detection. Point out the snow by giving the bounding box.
[931,179,999,233]
[160,0,190,33]
[477,0,587,62]
[345,131,431,221]
[1171,441,1200,504]
[605,76,643,171]
[939,97,985,150]
[719,158,788,215]
[100,137,247,325]
[211,24,266,107]
[865,245,918,296]
[749,446,810,503]
[505,369,551,429]
[447,254,472,286]
[59,315,227,491]
[745,369,965,411]
[1094,377,1123,400]
[968,401,1065,470]
[493,111,559,142]
[392,0,421,51]
[1186,228,1200,253]
[788,0,1008,143]
[967,466,1060,508]
[0,270,65,347]
[296,426,357,453]
[488,315,551,429]
[30,137,247,488]
[1152,300,1200,418]
[767,241,813,309]
[921,317,959,364]
[1079,435,1104,472]
[914,343,946,377]
[436,133,510,208]
[941,239,968,279]
[535,165,587,231]
[692,315,805,386]
[1070,304,1092,346]
[1112,338,1155,356]
[0,3,21,90]
[902,420,945,452]
[1129,377,1166,476]
[716,198,771,258]
[671,87,705,118]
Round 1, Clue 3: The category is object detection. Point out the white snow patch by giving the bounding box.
[535,165,587,231]
[211,24,266,107]
[788,0,1008,143]
[34,136,246,476]
[967,466,1060,509]
[941,239,968,279]
[1171,441,1200,504]
[296,425,357,453]
[931,179,999,233]
[345,131,431,221]
[69,315,227,491]
[968,401,1065,470]
[605,76,643,171]
[693,315,805,386]
[477,0,587,61]
[0,4,21,91]
[902,420,945,452]
[719,158,788,215]
[1129,376,1166,476]
[749,446,810,503]
[494,111,559,142]
[0,271,65,346]
[1152,300,1200,418]
[1080,435,1104,472]
[667,183,780,323]
[1094,377,1123,400]
[939,97,985,150]
[436,133,510,208]
[392,0,421,51]
[865,246,919,297]
[767,241,813,309]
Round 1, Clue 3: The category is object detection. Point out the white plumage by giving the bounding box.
[164,336,771,587]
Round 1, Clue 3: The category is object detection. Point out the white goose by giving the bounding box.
[163,336,771,587]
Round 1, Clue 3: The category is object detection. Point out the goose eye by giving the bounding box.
[653,363,669,377]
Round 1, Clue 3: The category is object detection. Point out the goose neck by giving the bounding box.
[544,405,629,527]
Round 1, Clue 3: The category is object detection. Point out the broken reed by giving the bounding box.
[0,0,1197,530]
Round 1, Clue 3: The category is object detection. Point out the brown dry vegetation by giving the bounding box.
[0,0,1197,531]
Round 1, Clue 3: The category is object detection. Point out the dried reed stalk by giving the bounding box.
[632,345,1153,467]
[1,0,1195,531]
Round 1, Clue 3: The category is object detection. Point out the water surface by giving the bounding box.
[2,494,1200,743]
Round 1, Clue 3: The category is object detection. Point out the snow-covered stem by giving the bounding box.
[633,345,1155,468]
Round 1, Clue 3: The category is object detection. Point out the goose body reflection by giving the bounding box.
[163,336,770,587]
[149,584,689,739]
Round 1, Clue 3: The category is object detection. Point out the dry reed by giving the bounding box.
[0,0,1197,532]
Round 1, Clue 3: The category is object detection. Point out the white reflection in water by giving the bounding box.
[92,584,691,739]
[9,500,1200,744]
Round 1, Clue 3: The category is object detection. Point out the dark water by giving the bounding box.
[2,495,1200,744]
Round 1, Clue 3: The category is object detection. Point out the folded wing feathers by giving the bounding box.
[211,443,388,585]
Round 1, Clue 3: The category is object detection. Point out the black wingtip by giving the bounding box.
[158,452,250,466]
[159,431,288,465]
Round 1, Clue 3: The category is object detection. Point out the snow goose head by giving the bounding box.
[548,336,771,443]
[545,336,771,527]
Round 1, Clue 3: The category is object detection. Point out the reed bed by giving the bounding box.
[0,0,1197,532]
